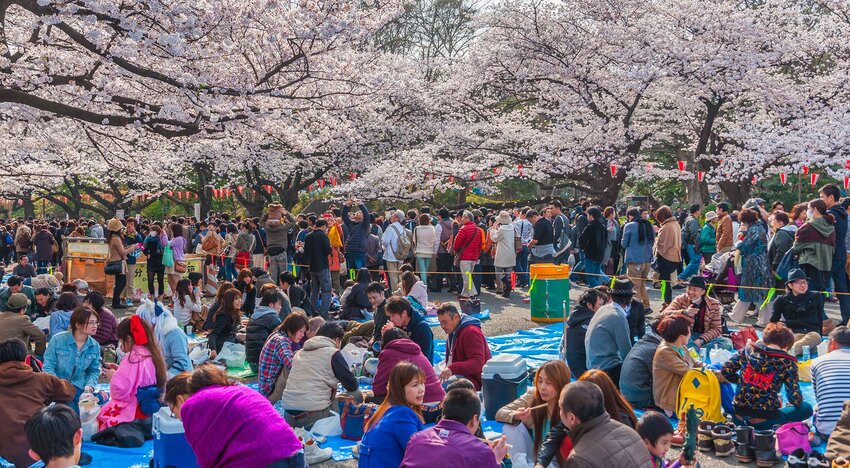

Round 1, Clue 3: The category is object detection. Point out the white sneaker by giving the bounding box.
[304,439,332,464]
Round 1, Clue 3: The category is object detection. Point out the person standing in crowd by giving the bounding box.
[715,203,734,254]
[653,206,682,308]
[280,322,359,429]
[550,200,572,265]
[729,208,773,326]
[304,219,333,318]
[578,207,609,287]
[433,208,455,293]
[164,366,306,468]
[722,322,813,430]
[342,199,371,271]
[250,219,267,270]
[767,211,796,276]
[489,210,517,298]
[122,218,143,306]
[0,292,46,356]
[403,388,509,468]
[793,198,835,294]
[0,338,76,468]
[770,268,824,355]
[32,224,54,274]
[382,210,407,292]
[222,223,239,281]
[663,276,732,350]
[514,207,534,288]
[497,360,571,467]
[811,326,850,437]
[106,219,136,310]
[820,184,850,322]
[14,224,32,263]
[234,222,255,271]
[265,205,298,284]
[165,223,186,294]
[143,224,167,299]
[527,209,555,264]
[621,208,655,309]
[436,304,491,390]
[412,213,437,287]
[584,278,634,385]
[43,307,101,413]
[677,204,701,281]
[453,211,482,298]
[699,210,718,264]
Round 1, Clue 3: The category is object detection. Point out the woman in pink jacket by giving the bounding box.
[372,327,444,405]
[98,316,167,429]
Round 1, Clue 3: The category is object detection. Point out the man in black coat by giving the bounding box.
[578,207,609,287]
[303,219,332,318]
[244,290,284,371]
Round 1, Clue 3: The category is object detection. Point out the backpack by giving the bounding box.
[390,224,413,260]
[675,368,723,422]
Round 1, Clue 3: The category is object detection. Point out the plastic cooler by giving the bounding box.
[528,263,571,322]
[482,353,529,420]
[152,407,200,468]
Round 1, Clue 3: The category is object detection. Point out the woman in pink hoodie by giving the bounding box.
[372,328,444,404]
[97,316,166,429]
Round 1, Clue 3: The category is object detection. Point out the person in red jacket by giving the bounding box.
[437,304,492,390]
[453,211,482,297]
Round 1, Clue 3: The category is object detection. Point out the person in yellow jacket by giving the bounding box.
[328,215,344,294]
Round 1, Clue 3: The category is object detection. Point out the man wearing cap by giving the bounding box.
[770,268,824,356]
[699,210,719,264]
[0,293,46,356]
[678,204,702,281]
[584,277,635,386]
[0,275,36,317]
[663,276,733,350]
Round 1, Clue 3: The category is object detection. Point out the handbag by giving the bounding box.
[104,260,123,276]
[459,295,482,314]
[776,248,799,281]
[267,245,285,256]
[173,261,188,274]
[339,398,376,441]
[730,325,759,350]
[775,421,811,456]
[515,222,526,254]
[136,384,163,417]
[162,244,174,267]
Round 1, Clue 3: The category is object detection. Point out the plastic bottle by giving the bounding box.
[802,346,811,362]
[699,347,708,364]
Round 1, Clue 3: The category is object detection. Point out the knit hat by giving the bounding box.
[497,211,512,225]
[704,211,718,222]
[687,276,707,290]
[786,268,807,284]
[609,277,635,297]
[107,218,124,232]
[73,279,89,292]
[6,293,30,311]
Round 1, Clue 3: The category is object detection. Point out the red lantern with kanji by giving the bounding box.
[677,160,686,172]
[811,173,819,186]
[780,172,787,185]
[697,171,704,183]
[610,164,617,177]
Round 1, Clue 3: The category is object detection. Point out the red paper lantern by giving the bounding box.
[803,165,809,175]
[518,164,523,177]
[677,160,686,172]
[845,160,850,171]
[811,173,819,186]
[610,164,617,177]
[471,171,478,180]
[177,192,183,200]
[167,191,173,197]
[844,177,849,190]
[330,177,337,187]
[307,184,313,192]
[62,197,68,203]
[237,186,245,194]
[448,176,455,183]
[350,172,358,180]
[697,171,704,183]
[779,173,787,185]
[194,192,199,199]
[317,179,325,188]
[752,175,758,184]
[265,185,273,193]
[494,167,501,175]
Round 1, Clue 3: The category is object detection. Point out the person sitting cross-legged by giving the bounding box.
[770,268,825,356]
[435,304,491,390]
[662,276,733,350]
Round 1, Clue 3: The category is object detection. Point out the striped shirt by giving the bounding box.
[811,348,850,435]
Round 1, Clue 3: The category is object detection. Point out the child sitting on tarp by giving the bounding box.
[97,316,166,430]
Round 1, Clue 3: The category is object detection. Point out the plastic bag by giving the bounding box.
[340,343,367,370]
[310,411,342,437]
[216,342,245,369]
[162,244,174,267]
[798,360,813,382]
[33,316,50,333]
[709,348,734,366]
[817,340,829,357]
[79,394,101,441]
[189,346,210,366]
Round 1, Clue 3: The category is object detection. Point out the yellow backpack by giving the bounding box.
[675,368,723,422]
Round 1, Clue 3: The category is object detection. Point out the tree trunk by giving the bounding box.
[22,198,35,218]
[719,180,752,209]
[456,188,467,206]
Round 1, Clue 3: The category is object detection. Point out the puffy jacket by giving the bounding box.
[829,204,848,266]
[245,306,282,366]
[564,304,594,378]
[563,413,651,468]
[453,221,482,261]
[768,225,796,271]
[373,338,445,402]
[681,216,700,248]
[700,224,717,254]
[578,219,607,262]
[281,336,340,411]
[403,309,434,364]
[341,204,370,253]
[445,314,491,390]
[620,330,662,408]
[359,405,424,468]
[771,291,823,334]
[654,217,682,263]
[794,217,836,271]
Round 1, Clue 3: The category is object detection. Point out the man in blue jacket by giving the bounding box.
[821,184,850,322]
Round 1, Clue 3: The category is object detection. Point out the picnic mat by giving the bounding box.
[44,323,826,466]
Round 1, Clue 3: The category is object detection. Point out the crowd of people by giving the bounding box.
[2,186,850,467]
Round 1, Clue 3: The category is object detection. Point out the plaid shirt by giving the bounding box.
[258,333,296,396]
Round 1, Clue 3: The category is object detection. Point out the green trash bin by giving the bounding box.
[528,263,571,323]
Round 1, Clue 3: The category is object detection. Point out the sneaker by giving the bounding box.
[787,448,807,468]
[303,439,332,464]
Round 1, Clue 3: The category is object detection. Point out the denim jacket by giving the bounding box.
[43,331,101,390]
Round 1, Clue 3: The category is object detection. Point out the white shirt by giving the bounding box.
[382,222,403,262]
[513,219,533,246]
